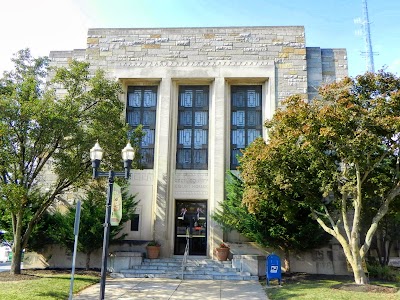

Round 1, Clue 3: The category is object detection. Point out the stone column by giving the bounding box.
[153,77,172,256]
[208,76,226,257]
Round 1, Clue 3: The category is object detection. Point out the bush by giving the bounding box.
[367,263,399,282]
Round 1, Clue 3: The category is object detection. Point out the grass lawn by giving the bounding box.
[0,270,99,300]
[264,274,400,300]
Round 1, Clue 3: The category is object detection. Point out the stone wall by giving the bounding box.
[227,242,350,275]
[50,26,348,104]
[306,47,347,101]
[51,26,325,105]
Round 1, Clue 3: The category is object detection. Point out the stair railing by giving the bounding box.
[181,228,190,280]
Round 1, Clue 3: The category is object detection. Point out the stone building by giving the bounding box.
[49,26,347,267]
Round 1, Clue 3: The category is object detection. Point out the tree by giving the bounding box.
[0,49,130,274]
[213,172,331,272]
[240,71,400,284]
[362,196,400,266]
[29,182,138,270]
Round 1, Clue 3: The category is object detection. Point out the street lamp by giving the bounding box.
[90,141,135,300]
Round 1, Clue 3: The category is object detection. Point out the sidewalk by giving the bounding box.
[73,278,269,300]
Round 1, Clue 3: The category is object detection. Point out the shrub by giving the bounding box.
[367,263,399,282]
[147,240,160,247]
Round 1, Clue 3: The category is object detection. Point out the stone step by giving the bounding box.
[113,258,259,281]
[137,270,247,277]
[142,259,233,267]
[132,264,240,272]
[113,271,259,281]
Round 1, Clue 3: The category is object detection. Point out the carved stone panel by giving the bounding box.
[174,171,208,199]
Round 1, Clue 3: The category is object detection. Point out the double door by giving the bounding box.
[174,200,207,256]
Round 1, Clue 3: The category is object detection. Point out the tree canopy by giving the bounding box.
[240,71,400,284]
[29,182,138,270]
[0,49,132,274]
[213,171,331,271]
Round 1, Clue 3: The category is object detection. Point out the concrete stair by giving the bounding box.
[111,258,259,280]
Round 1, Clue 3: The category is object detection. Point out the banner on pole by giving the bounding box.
[111,183,122,226]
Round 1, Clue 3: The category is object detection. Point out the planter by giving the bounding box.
[146,246,160,259]
[215,247,230,261]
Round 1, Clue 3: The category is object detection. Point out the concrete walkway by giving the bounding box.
[73,278,268,300]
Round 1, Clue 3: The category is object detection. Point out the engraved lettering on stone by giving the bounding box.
[111,60,268,67]
[312,250,324,261]
[317,262,334,271]
[155,37,169,43]
[116,55,142,61]
[207,56,231,60]
[100,47,109,52]
[133,173,154,183]
[176,40,190,46]
[243,47,268,52]
[216,46,232,50]
[112,38,125,42]
[174,174,208,193]
[239,33,251,37]
[199,48,215,52]
[130,40,145,45]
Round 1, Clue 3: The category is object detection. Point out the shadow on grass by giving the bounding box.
[264,273,400,300]
[263,273,346,299]
[264,280,333,300]
[37,291,69,299]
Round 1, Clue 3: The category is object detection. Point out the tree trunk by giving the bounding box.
[10,214,23,275]
[384,240,392,266]
[376,231,384,266]
[345,242,369,284]
[10,244,23,275]
[283,248,290,273]
[352,260,369,284]
[314,211,370,285]
[86,252,91,270]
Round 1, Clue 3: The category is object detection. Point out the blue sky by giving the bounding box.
[1,0,399,76]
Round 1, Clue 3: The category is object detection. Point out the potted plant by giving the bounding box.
[215,243,230,261]
[146,240,161,259]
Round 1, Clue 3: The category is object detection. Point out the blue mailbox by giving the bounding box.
[266,253,281,285]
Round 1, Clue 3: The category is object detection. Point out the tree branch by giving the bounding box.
[361,182,400,257]
[361,151,388,184]
[341,191,351,243]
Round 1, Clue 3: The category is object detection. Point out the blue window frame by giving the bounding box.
[231,85,262,169]
[126,86,157,169]
[177,86,209,169]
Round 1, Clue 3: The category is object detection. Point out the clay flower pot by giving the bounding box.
[146,241,161,259]
[215,243,230,261]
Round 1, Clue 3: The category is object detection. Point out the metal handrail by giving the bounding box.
[181,228,190,280]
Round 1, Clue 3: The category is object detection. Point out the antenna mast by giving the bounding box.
[362,0,375,73]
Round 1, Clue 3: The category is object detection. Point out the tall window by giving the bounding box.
[126,86,157,169]
[231,86,262,169]
[177,86,209,169]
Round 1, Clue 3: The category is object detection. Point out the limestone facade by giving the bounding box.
[49,26,347,261]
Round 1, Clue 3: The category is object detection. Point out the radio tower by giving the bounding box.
[362,0,375,73]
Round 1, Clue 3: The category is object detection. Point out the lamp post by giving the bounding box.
[90,141,135,300]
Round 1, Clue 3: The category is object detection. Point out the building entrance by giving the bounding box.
[174,200,207,256]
